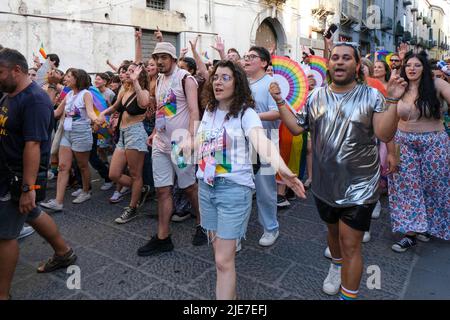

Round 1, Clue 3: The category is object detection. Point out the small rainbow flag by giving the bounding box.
[308,55,328,86]
[59,86,71,101]
[376,50,393,65]
[39,43,47,59]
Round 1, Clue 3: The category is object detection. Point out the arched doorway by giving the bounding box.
[255,19,278,52]
[252,17,287,55]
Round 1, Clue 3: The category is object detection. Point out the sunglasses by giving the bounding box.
[212,74,233,82]
[390,59,400,63]
[333,41,360,49]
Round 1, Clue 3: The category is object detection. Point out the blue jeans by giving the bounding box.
[255,167,278,233]
[199,178,253,241]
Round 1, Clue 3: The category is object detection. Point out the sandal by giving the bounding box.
[37,248,77,273]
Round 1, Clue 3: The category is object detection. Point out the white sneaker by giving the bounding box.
[47,170,55,181]
[109,191,123,204]
[322,263,341,295]
[371,201,381,219]
[236,239,242,253]
[72,191,91,204]
[324,246,332,259]
[120,186,131,195]
[100,182,114,191]
[40,199,63,211]
[363,231,371,243]
[71,188,83,197]
[0,192,11,202]
[259,230,279,247]
[18,226,35,240]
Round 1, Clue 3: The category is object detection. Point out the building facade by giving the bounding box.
[0,0,448,73]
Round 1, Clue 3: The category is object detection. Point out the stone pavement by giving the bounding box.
[11,179,450,300]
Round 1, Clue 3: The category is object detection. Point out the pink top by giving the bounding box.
[397,99,444,133]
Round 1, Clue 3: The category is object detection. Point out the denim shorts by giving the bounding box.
[60,125,93,153]
[199,178,253,241]
[116,122,148,152]
[0,200,42,240]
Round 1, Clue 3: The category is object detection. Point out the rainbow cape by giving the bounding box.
[271,55,309,112]
[89,86,110,139]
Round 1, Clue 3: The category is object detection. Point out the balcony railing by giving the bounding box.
[312,0,336,17]
[381,17,393,31]
[403,0,412,6]
[403,31,412,41]
[341,0,360,23]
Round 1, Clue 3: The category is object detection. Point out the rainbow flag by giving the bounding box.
[59,86,71,101]
[89,86,110,138]
[375,50,393,65]
[277,124,308,183]
[39,43,47,59]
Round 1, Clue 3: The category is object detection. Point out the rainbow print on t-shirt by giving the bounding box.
[162,90,177,117]
[199,128,232,174]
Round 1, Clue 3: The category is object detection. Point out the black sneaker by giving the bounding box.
[286,188,296,201]
[192,225,207,246]
[137,235,174,256]
[277,195,290,208]
[137,185,152,208]
[392,236,417,253]
[171,211,192,222]
[416,233,431,242]
[114,207,138,224]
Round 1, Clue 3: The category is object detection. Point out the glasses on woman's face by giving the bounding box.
[212,74,233,83]
[243,54,260,61]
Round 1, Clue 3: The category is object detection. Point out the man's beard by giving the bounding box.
[0,80,17,93]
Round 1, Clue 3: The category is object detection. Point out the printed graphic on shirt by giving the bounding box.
[0,103,8,137]
[160,89,177,117]
[67,106,82,121]
[198,127,232,174]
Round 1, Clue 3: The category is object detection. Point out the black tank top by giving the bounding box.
[117,93,146,116]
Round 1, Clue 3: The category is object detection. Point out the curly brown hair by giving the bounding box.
[202,60,255,119]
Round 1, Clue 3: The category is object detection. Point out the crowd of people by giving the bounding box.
[0,25,449,300]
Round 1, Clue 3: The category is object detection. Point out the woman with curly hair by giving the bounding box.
[388,52,450,252]
[195,60,306,299]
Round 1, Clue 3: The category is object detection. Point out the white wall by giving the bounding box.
[0,0,302,72]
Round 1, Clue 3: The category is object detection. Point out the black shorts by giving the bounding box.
[314,196,376,232]
[0,200,42,240]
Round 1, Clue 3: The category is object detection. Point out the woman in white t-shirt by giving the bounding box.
[194,60,306,300]
[41,69,99,211]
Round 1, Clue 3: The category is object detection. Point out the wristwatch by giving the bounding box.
[22,184,41,192]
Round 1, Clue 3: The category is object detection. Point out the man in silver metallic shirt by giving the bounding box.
[270,43,408,300]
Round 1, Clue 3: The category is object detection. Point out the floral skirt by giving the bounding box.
[388,130,449,240]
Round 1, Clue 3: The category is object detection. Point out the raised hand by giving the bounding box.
[180,47,188,59]
[397,42,408,61]
[189,35,200,52]
[211,36,225,53]
[386,69,408,100]
[135,27,142,41]
[269,82,284,104]
[130,65,143,82]
[154,26,163,42]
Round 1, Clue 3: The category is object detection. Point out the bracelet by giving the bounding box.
[385,97,400,103]
[276,99,286,107]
